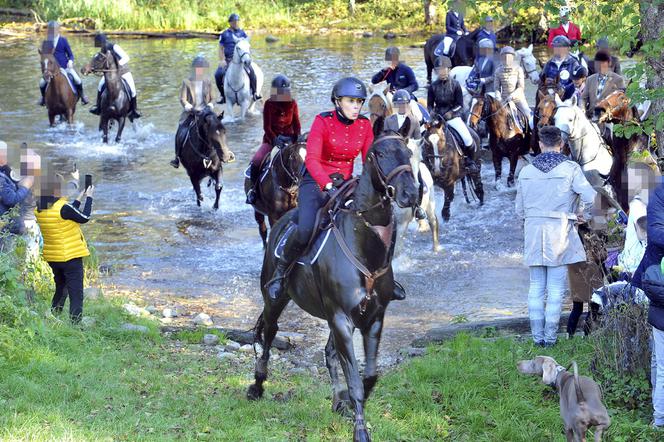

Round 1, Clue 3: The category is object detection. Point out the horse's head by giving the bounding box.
[38,46,58,82]
[516,44,540,85]
[274,141,305,187]
[233,39,252,67]
[593,90,630,124]
[553,95,582,142]
[82,50,114,76]
[536,94,558,128]
[468,95,486,129]
[421,117,446,175]
[367,124,418,210]
[368,88,392,124]
[199,109,235,163]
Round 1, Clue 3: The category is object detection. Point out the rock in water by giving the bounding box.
[120,323,149,333]
[265,35,279,43]
[384,32,397,39]
[193,313,213,326]
[202,334,220,346]
[362,31,373,38]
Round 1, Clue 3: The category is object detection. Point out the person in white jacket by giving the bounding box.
[516,125,597,347]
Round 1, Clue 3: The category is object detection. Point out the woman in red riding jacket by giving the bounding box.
[267,77,378,300]
[246,74,301,204]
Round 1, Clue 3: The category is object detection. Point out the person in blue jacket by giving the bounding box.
[466,38,496,94]
[371,47,418,99]
[214,13,261,104]
[475,16,497,47]
[540,35,580,88]
[435,0,468,57]
[39,21,88,106]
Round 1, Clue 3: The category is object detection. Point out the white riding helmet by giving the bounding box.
[559,6,571,17]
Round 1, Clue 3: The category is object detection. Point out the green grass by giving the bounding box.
[170,327,228,345]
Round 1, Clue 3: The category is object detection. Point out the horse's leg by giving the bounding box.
[115,117,126,143]
[329,314,370,442]
[189,174,203,206]
[224,98,235,123]
[66,107,74,126]
[48,110,56,127]
[507,150,518,187]
[325,332,351,416]
[362,312,385,402]
[213,167,223,210]
[246,295,290,400]
[426,195,440,252]
[491,139,502,183]
[441,185,454,222]
[101,118,109,144]
[255,211,268,248]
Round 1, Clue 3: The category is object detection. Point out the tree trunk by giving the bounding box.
[640,1,664,155]
[349,0,356,15]
[424,0,434,26]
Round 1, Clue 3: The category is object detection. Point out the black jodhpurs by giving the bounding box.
[295,171,326,247]
[48,257,85,321]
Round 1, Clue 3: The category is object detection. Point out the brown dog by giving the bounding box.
[517,356,611,441]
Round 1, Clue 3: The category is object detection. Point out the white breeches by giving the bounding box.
[442,36,454,56]
[447,117,473,146]
[98,72,136,97]
[40,67,82,87]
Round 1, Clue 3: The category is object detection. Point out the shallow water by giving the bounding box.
[1,34,548,363]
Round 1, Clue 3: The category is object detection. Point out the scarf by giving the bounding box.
[532,152,567,173]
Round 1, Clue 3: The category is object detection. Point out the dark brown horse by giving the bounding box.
[423,31,478,84]
[469,94,534,186]
[39,49,78,126]
[421,117,484,221]
[82,51,131,143]
[248,123,419,442]
[245,140,304,247]
[594,90,650,209]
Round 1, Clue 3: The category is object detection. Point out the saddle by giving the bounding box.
[59,68,77,95]
[506,102,528,134]
[445,126,467,156]
[434,36,457,58]
[101,78,132,100]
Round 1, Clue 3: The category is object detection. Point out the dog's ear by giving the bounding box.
[541,359,558,385]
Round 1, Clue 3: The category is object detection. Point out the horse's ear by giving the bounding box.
[38,48,42,55]
[218,111,224,121]
[372,116,385,138]
[527,44,533,53]
[554,94,563,107]
[399,117,411,139]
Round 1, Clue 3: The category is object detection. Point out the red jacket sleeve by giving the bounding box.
[305,116,331,189]
[361,120,374,164]
[263,101,276,144]
[291,101,301,138]
[547,28,556,47]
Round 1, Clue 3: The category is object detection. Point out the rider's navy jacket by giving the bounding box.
[51,36,74,69]
[219,28,248,60]
[445,11,467,37]
[371,63,419,99]
[305,111,374,189]
[466,56,495,89]
[475,28,497,46]
[540,55,580,87]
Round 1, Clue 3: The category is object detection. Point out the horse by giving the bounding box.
[594,90,651,209]
[424,31,477,84]
[553,95,618,206]
[367,84,426,125]
[222,38,264,123]
[38,49,78,126]
[515,44,541,85]
[421,116,484,221]
[176,108,235,210]
[245,140,305,248]
[469,93,534,187]
[82,50,131,143]
[247,124,419,442]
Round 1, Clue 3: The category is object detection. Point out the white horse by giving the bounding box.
[396,138,439,254]
[450,65,473,112]
[515,44,541,85]
[223,39,264,123]
[553,94,616,200]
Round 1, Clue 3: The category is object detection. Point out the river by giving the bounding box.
[0,33,548,364]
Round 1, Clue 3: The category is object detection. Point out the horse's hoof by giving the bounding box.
[246,383,264,401]
[115,138,121,143]
[353,421,371,442]
[213,204,219,211]
[332,399,353,417]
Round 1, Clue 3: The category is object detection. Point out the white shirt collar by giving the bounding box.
[562,23,570,33]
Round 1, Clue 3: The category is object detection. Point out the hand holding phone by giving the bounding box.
[84,174,92,190]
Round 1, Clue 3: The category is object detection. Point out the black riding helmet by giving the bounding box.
[385,46,400,61]
[94,33,107,48]
[192,55,209,68]
[434,56,452,69]
[229,13,240,22]
[271,74,291,90]
[330,77,367,104]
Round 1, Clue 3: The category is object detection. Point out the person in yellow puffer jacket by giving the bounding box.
[35,182,94,322]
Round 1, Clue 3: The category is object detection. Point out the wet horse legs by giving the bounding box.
[325,332,351,415]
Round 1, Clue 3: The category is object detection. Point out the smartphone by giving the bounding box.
[84,174,92,190]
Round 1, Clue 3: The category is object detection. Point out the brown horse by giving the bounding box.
[469,94,534,187]
[367,87,393,126]
[594,90,650,209]
[38,49,78,126]
[421,117,484,221]
[245,141,305,248]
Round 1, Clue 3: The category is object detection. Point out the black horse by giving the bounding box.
[176,109,235,210]
[83,51,131,143]
[424,31,478,84]
[247,123,419,442]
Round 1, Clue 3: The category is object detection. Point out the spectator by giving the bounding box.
[0,141,34,238]
[516,126,596,347]
[547,6,582,48]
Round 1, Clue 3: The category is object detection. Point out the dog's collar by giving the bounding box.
[546,365,567,387]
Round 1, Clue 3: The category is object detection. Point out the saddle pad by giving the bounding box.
[273,221,333,266]
[59,68,77,94]
[447,127,464,156]
[259,149,278,184]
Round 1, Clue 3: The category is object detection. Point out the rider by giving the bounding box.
[245,74,301,204]
[466,38,496,94]
[562,65,588,107]
[214,13,261,104]
[540,35,580,89]
[547,6,582,48]
[582,51,626,118]
[428,56,478,173]
[436,0,468,57]
[170,55,215,169]
[588,37,622,76]
[266,77,406,302]
[39,21,88,106]
[494,46,531,125]
[371,47,418,99]
[89,33,141,121]
[475,16,497,47]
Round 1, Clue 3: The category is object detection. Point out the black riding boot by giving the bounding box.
[76,83,89,105]
[247,65,262,101]
[462,144,479,173]
[392,280,407,301]
[128,96,141,121]
[38,84,46,106]
[267,231,304,301]
[170,141,181,168]
[245,162,260,204]
[89,91,102,115]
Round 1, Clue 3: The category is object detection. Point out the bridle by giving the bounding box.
[41,55,60,82]
[362,134,413,208]
[233,44,251,66]
[595,92,632,124]
[469,95,509,124]
[275,143,301,192]
[519,54,539,78]
[88,51,116,76]
[185,111,227,168]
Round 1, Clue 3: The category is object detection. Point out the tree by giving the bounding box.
[639,0,664,155]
